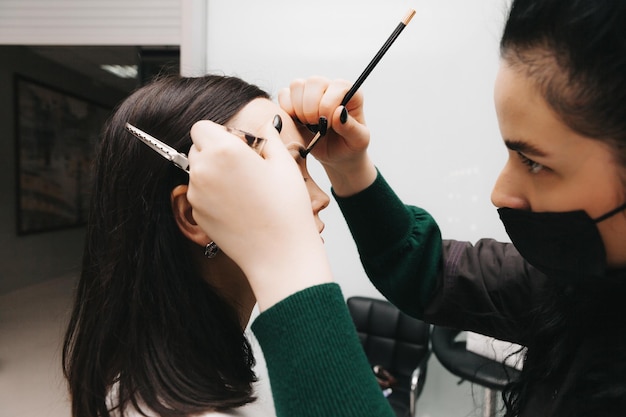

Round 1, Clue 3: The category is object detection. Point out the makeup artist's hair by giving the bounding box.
[62,74,269,417]
[499,0,626,416]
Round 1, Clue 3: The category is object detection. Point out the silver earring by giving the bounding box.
[204,241,219,258]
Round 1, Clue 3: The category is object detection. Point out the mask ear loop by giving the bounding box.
[593,202,626,223]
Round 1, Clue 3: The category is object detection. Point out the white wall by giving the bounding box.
[194,0,513,299]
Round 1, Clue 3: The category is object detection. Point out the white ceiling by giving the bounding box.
[27,45,178,93]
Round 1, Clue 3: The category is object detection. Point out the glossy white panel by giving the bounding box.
[203,0,513,300]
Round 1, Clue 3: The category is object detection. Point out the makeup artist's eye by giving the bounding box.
[517,152,544,174]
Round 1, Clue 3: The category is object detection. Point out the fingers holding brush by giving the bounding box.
[279,76,328,126]
[279,77,370,162]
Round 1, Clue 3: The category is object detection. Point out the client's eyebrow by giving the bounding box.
[504,139,548,157]
[285,142,306,160]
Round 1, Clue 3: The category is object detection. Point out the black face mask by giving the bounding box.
[498,202,626,283]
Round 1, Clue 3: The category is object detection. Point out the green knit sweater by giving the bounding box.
[333,171,443,318]
[251,283,395,417]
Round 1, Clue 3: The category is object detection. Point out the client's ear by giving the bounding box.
[171,185,210,246]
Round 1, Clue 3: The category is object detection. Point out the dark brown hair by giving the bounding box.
[499,1,626,415]
[500,0,626,176]
[62,74,269,417]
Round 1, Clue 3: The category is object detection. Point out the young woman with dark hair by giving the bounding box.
[183,0,626,416]
[62,74,330,417]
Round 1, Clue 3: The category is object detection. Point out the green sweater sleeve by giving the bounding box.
[251,283,395,417]
[333,171,443,318]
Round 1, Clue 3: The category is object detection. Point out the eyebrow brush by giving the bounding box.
[300,8,416,158]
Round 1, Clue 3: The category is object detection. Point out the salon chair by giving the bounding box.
[347,296,431,417]
[431,326,522,417]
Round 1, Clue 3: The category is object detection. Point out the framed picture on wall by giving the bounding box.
[14,75,111,235]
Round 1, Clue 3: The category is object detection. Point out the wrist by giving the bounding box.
[323,155,377,197]
[241,231,334,312]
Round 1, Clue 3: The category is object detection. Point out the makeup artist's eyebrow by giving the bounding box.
[504,139,549,157]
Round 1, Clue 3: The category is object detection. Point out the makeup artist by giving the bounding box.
[186,0,626,416]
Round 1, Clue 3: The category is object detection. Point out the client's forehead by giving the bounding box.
[230,98,304,147]
[228,98,276,131]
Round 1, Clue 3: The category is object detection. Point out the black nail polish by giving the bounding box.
[306,123,319,134]
[273,114,283,133]
[318,116,328,136]
[340,107,348,124]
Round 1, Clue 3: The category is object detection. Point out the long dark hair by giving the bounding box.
[62,75,270,417]
[499,1,626,416]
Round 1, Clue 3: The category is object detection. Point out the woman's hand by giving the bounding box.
[279,77,377,196]
[186,119,333,311]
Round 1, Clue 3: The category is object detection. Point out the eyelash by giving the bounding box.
[517,152,544,174]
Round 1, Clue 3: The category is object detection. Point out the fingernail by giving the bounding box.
[340,107,348,124]
[318,116,328,136]
[273,114,283,133]
[306,123,319,133]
